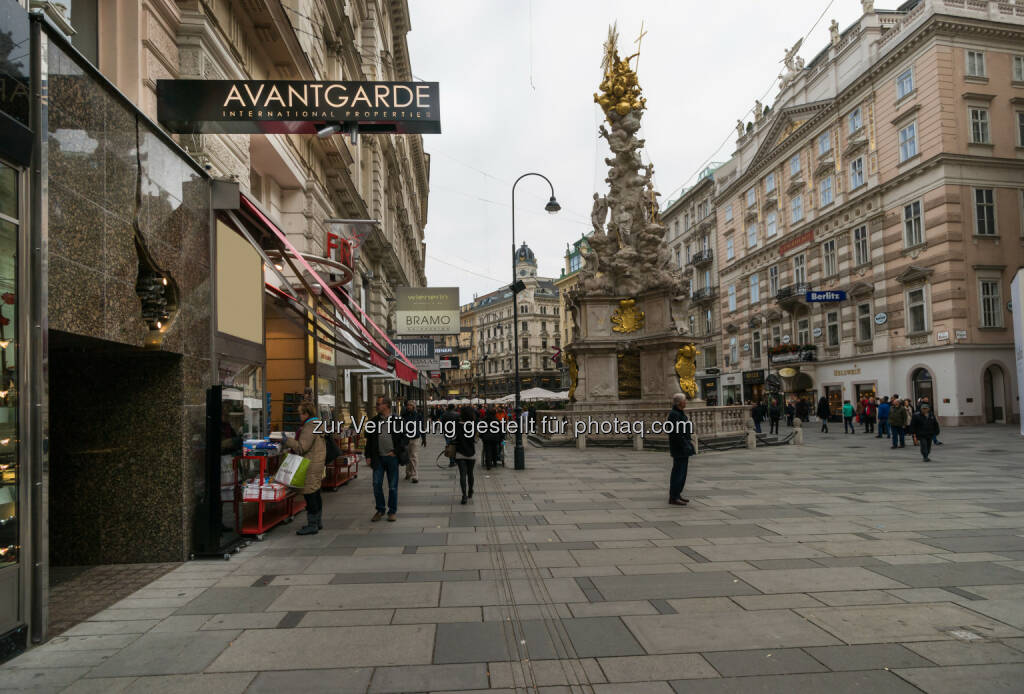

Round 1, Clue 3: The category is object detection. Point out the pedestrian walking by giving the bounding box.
[919,397,943,445]
[877,396,891,438]
[455,405,478,504]
[441,404,459,467]
[785,400,795,427]
[842,400,855,433]
[284,401,327,535]
[888,397,909,448]
[816,396,830,432]
[750,401,763,433]
[667,393,693,506]
[403,401,422,483]
[480,407,502,469]
[908,402,940,462]
[364,396,408,522]
[768,398,781,435]
[795,397,810,422]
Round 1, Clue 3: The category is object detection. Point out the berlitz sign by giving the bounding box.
[156,80,441,135]
[806,290,847,302]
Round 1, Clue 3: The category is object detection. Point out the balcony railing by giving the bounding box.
[691,286,718,303]
[688,249,713,268]
[775,283,811,303]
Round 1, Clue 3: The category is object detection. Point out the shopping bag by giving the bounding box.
[275,453,310,489]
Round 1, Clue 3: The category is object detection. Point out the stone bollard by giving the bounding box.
[745,417,757,448]
[693,434,700,455]
[633,433,644,450]
[577,434,587,450]
[791,418,803,445]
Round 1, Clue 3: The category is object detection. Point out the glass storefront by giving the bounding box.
[826,385,843,419]
[700,378,718,406]
[0,160,20,640]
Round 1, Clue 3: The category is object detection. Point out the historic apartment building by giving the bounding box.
[448,244,563,398]
[660,169,726,404]
[708,0,1022,425]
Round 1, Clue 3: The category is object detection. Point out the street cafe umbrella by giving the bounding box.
[518,387,561,402]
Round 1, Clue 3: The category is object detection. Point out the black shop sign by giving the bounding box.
[743,370,765,385]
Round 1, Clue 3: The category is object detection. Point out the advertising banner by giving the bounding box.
[395,287,460,335]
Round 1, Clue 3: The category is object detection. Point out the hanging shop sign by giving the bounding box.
[395,287,460,335]
[435,346,454,355]
[813,327,823,337]
[806,290,846,302]
[778,367,798,378]
[394,338,440,371]
[874,312,888,325]
[156,80,441,135]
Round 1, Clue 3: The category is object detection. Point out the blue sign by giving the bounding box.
[805,290,846,302]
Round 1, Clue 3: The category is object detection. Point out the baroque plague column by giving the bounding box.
[565,25,697,409]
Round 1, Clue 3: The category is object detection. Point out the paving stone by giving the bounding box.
[560,617,645,657]
[703,648,828,676]
[199,612,286,630]
[731,593,823,611]
[918,536,1024,554]
[267,582,439,611]
[569,548,692,567]
[296,610,394,627]
[903,641,1024,666]
[487,658,606,688]
[173,587,285,615]
[668,670,923,693]
[597,654,718,682]
[796,603,1023,644]
[115,673,255,694]
[692,543,828,562]
[654,523,775,539]
[61,620,160,636]
[246,668,373,694]
[86,631,240,678]
[392,607,482,624]
[895,663,1024,694]
[734,567,906,594]
[208,625,434,671]
[433,620,557,663]
[804,643,934,670]
[622,610,840,654]
[866,562,1024,588]
[328,532,448,547]
[810,590,905,606]
[328,572,407,584]
[566,601,660,618]
[303,554,444,574]
[591,572,758,601]
[367,663,488,693]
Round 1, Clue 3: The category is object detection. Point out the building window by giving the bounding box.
[790,153,801,176]
[541,320,547,331]
[818,131,831,155]
[907,287,928,333]
[729,337,738,365]
[819,176,833,206]
[522,357,529,369]
[704,346,717,369]
[793,254,806,285]
[520,304,529,314]
[903,201,923,247]
[746,188,756,207]
[822,239,837,276]
[674,247,681,267]
[848,107,862,133]
[849,157,864,189]
[752,331,761,359]
[746,222,757,248]
[791,194,803,223]
[980,279,1002,328]
[897,67,914,99]
[705,309,713,334]
[725,203,733,222]
[769,265,779,296]
[966,50,986,77]
[854,225,869,266]
[797,318,809,345]
[969,107,990,144]
[975,188,996,236]
[750,273,760,303]
[521,321,527,331]
[1018,112,1024,147]
[1015,55,1024,81]
[765,210,777,237]
[728,284,736,312]
[765,172,776,193]
[522,337,529,348]
[541,338,548,349]
[827,311,840,346]
[704,269,711,289]
[857,303,872,341]
[726,237,734,260]
[772,325,781,346]
[899,122,917,162]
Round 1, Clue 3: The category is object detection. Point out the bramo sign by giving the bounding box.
[395,287,460,336]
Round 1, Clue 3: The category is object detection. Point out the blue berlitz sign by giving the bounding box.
[805,290,847,302]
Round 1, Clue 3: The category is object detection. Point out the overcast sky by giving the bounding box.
[407,0,865,301]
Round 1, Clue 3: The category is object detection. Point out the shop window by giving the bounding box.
[0,162,19,572]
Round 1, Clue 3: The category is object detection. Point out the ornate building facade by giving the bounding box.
[710,0,1022,425]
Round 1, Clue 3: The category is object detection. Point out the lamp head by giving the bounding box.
[545,196,561,214]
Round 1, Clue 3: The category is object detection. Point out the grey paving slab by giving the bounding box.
[895,663,1024,694]
[266,582,440,611]
[652,523,775,539]
[597,654,718,682]
[327,532,448,547]
[246,668,373,694]
[796,603,1024,644]
[328,571,408,584]
[591,572,758,601]
[903,640,1024,666]
[804,643,935,671]
[208,625,434,671]
[692,543,828,562]
[731,593,824,611]
[173,587,285,615]
[703,648,829,676]
[560,617,645,658]
[668,670,924,694]
[114,673,255,694]
[487,658,607,688]
[85,631,240,678]
[622,610,841,654]
[918,536,1024,554]
[733,567,907,594]
[866,561,1024,588]
[367,663,488,693]
[433,620,558,663]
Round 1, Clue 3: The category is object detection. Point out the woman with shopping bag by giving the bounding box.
[284,402,327,535]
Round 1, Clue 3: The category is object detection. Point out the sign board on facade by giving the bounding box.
[435,346,454,355]
[393,338,434,359]
[395,287,460,335]
[937,331,950,341]
[157,80,441,135]
[317,342,335,365]
[459,360,472,370]
[955,329,967,339]
[874,312,888,325]
[779,230,815,256]
[778,367,798,378]
[743,370,765,384]
[834,368,861,376]
[813,327,823,337]
[806,290,846,302]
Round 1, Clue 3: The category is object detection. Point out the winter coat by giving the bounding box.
[667,407,693,458]
[795,400,810,420]
[878,402,891,420]
[285,416,327,494]
[454,418,477,459]
[816,399,830,419]
[363,414,409,469]
[909,411,940,438]
[842,403,854,418]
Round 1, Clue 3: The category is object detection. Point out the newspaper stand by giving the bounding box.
[322,449,360,490]
[233,452,306,539]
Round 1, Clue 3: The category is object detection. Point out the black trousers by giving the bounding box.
[919,437,932,460]
[670,455,689,501]
[456,458,475,496]
[303,490,322,516]
[820,418,828,432]
[769,417,779,434]
[482,441,500,468]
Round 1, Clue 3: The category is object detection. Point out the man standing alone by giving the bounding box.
[667,393,694,506]
[908,402,940,462]
[364,396,408,522]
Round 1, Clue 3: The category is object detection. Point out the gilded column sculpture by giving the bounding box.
[674,344,699,399]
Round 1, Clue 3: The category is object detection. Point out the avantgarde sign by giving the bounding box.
[156,80,441,135]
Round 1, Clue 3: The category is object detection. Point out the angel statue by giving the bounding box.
[781,38,803,72]
[736,119,745,139]
[590,193,609,233]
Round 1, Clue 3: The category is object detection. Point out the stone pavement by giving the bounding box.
[3,424,1024,693]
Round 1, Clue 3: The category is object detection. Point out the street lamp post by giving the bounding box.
[511,173,560,470]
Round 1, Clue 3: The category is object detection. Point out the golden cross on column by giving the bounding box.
[634,20,648,74]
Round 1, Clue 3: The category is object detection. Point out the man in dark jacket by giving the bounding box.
[667,393,694,506]
[750,401,763,433]
[440,404,459,467]
[364,396,409,522]
[908,403,940,462]
[795,398,810,422]
[768,398,781,435]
